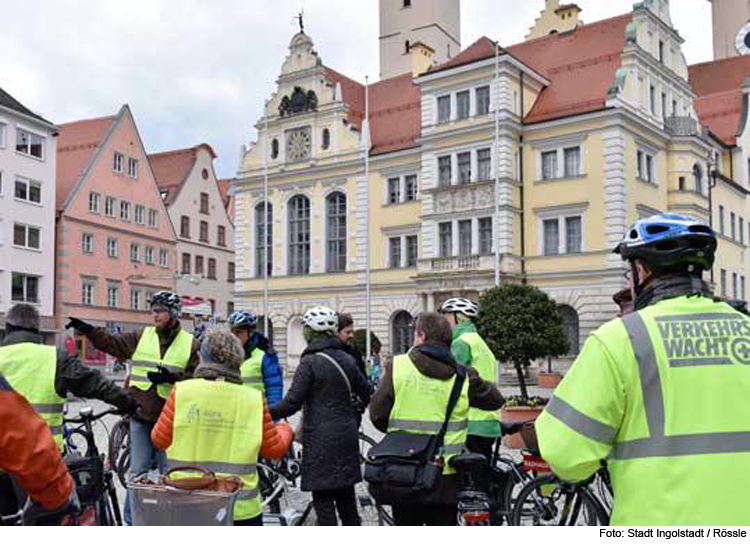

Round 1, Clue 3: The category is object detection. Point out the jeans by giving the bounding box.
[311,487,361,526]
[123,419,167,526]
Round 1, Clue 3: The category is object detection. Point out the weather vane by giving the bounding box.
[295,9,305,34]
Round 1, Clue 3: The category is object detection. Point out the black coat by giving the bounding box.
[270,337,373,492]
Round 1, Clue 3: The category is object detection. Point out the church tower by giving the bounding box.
[379,0,461,80]
[710,0,750,59]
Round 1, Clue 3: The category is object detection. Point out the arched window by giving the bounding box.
[255,202,273,278]
[392,311,414,355]
[271,139,279,159]
[326,192,347,273]
[288,195,311,275]
[558,305,580,356]
[692,164,703,194]
[322,128,331,151]
[287,316,305,370]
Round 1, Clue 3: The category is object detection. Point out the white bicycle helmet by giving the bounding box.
[302,306,338,333]
[439,298,479,319]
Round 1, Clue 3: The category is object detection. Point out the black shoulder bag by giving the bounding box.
[364,367,466,506]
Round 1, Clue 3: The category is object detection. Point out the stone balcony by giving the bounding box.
[663,116,702,138]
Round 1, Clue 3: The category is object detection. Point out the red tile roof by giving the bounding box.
[217,178,233,208]
[323,68,421,156]
[509,14,632,124]
[56,115,118,210]
[425,36,504,75]
[689,56,750,146]
[148,144,217,206]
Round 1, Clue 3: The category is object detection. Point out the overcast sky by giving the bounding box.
[0,0,712,178]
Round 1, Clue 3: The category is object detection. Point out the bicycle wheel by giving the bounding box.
[357,433,393,526]
[108,418,130,488]
[510,474,607,526]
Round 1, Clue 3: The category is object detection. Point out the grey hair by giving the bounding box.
[7,304,40,332]
[199,327,244,374]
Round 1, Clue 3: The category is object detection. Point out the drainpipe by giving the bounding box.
[519,70,527,283]
[709,154,718,284]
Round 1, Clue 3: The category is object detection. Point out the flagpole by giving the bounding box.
[364,76,372,363]
[263,100,270,336]
[493,41,501,288]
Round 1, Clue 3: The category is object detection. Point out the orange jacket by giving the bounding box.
[0,376,73,510]
[151,382,293,459]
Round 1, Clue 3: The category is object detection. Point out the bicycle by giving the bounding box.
[63,406,124,526]
[260,432,392,526]
[107,415,131,488]
[509,463,612,526]
[452,422,539,526]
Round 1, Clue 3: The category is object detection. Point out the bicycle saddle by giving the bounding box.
[449,452,488,472]
[500,422,526,436]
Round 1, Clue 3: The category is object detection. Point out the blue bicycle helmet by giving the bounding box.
[615,213,717,273]
[228,311,258,329]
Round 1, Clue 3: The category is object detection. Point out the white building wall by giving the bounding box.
[0,107,57,328]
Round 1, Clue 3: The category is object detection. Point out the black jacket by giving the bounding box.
[1,331,133,412]
[270,336,373,492]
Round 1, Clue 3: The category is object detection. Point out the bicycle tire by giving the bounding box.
[108,418,130,488]
[357,432,393,526]
[510,473,607,526]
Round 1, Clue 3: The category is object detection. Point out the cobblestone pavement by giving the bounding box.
[69,381,553,526]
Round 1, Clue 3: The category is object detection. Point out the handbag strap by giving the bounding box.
[436,366,467,446]
[315,352,353,396]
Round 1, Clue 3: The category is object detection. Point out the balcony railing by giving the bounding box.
[664,116,700,137]
[431,255,481,271]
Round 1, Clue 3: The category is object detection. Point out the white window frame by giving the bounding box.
[107,284,120,309]
[120,201,131,221]
[383,226,421,269]
[89,191,101,214]
[107,237,119,258]
[130,288,141,311]
[15,127,45,161]
[159,248,168,268]
[105,196,117,218]
[13,223,41,251]
[145,246,155,266]
[636,142,658,184]
[148,208,158,228]
[128,157,138,178]
[113,152,124,173]
[81,282,95,306]
[81,233,94,254]
[536,204,588,256]
[533,135,587,182]
[437,95,451,123]
[130,243,140,263]
[11,273,40,304]
[0,121,6,148]
[134,204,145,225]
[13,177,42,205]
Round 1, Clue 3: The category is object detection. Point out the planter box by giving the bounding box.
[501,406,545,450]
[537,372,563,389]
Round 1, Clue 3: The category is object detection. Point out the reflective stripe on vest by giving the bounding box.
[388,354,469,475]
[458,332,500,433]
[545,311,750,460]
[131,327,193,400]
[167,379,264,521]
[0,343,65,448]
[239,348,266,394]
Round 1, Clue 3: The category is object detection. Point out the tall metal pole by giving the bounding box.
[365,76,372,361]
[263,100,270,336]
[493,41,501,287]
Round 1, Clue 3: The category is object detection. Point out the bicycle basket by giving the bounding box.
[522,452,551,473]
[129,479,239,526]
[65,455,105,505]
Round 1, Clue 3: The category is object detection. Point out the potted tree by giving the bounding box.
[477,284,568,446]
[538,357,564,389]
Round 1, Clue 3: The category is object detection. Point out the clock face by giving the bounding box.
[286,127,311,161]
[735,22,750,55]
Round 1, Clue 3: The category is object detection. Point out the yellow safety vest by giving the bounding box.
[239,348,265,395]
[536,296,750,526]
[167,378,263,522]
[131,327,192,399]
[458,332,501,437]
[388,354,469,475]
[0,343,65,448]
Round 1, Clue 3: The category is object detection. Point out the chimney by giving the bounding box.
[410,41,435,78]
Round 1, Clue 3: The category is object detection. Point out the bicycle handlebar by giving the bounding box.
[64,407,121,425]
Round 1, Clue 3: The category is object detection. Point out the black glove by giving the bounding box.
[65,317,94,336]
[23,489,80,526]
[118,394,141,417]
[147,366,178,385]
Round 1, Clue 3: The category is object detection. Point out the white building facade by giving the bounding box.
[0,87,58,340]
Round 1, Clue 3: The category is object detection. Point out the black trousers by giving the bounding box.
[392,504,457,526]
[312,486,361,526]
[466,435,496,464]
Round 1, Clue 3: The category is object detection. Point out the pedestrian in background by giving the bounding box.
[271,307,372,526]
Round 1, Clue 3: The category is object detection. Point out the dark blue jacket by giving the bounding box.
[245,333,283,405]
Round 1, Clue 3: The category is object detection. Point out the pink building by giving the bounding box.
[56,105,178,364]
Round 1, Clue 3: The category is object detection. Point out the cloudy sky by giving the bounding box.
[0,0,713,177]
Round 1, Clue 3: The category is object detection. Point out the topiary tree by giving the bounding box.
[353,329,381,357]
[476,284,569,401]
